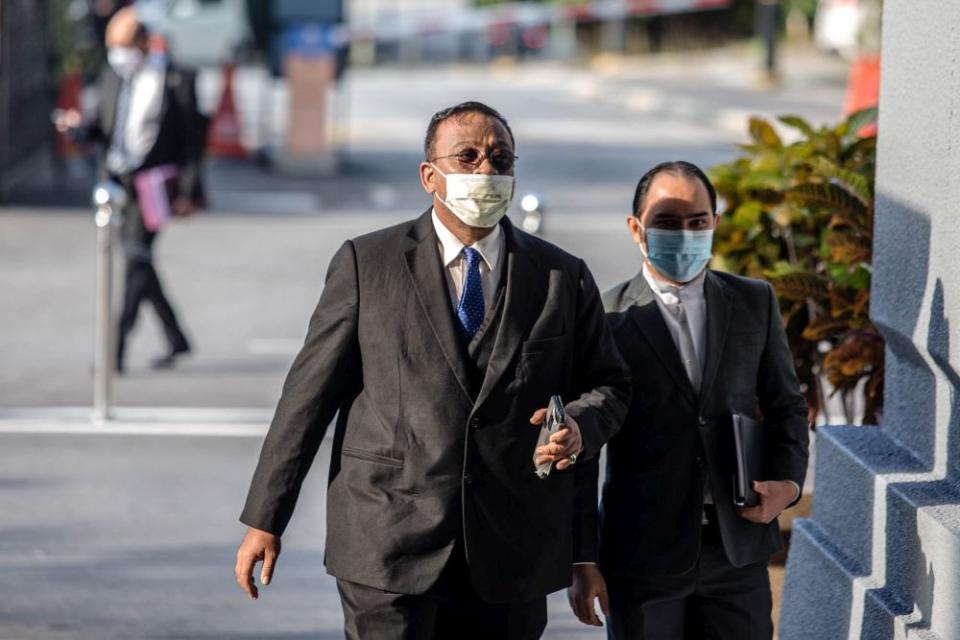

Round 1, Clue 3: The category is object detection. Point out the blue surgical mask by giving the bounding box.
[639,226,714,283]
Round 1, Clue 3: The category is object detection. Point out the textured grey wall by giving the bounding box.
[780,1,960,638]
[872,0,960,473]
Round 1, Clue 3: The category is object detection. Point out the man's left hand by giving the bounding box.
[739,480,798,524]
[530,409,582,471]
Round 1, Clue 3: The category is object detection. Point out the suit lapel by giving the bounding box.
[157,67,174,125]
[698,271,733,407]
[623,273,699,408]
[474,220,543,410]
[402,211,473,404]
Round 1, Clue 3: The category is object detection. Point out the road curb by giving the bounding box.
[0,406,271,437]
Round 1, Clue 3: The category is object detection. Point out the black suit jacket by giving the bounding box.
[93,65,206,205]
[241,211,631,603]
[575,270,808,576]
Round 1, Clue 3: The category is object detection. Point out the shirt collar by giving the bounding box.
[641,261,706,303]
[431,208,503,271]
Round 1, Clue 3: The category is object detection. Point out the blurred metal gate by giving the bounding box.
[0,0,52,202]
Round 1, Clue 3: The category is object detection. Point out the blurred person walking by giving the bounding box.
[86,7,205,372]
[235,102,631,640]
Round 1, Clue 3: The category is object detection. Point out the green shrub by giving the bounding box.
[709,108,882,424]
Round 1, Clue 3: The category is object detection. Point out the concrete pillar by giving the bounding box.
[779,2,960,639]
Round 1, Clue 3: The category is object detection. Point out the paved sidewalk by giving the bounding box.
[0,412,608,640]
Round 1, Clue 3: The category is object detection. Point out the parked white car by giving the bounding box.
[813,0,864,60]
[136,0,251,67]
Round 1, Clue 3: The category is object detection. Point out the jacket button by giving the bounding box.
[469,417,481,429]
[698,416,707,426]
[696,456,706,468]
[463,473,474,485]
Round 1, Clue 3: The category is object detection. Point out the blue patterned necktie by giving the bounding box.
[457,247,485,339]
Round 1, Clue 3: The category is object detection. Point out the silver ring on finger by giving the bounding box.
[568,452,577,465]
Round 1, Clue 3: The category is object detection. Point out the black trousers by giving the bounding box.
[116,189,188,365]
[605,519,773,640]
[336,542,547,640]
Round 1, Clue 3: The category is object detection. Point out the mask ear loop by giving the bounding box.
[636,221,650,259]
[429,163,447,204]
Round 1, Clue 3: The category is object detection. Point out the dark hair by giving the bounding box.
[424,101,515,159]
[631,160,717,217]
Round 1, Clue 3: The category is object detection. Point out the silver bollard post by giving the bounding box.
[92,181,126,424]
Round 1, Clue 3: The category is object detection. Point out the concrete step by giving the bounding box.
[879,482,960,640]
[781,424,960,640]
[809,425,926,572]
[780,518,864,639]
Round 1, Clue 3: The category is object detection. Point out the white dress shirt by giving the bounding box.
[432,210,504,313]
[642,262,707,383]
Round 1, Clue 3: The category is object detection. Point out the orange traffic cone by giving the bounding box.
[843,55,880,137]
[207,64,247,159]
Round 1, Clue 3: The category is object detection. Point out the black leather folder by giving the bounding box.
[731,411,764,507]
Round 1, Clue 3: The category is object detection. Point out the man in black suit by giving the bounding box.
[235,102,631,640]
[89,8,205,372]
[567,161,809,639]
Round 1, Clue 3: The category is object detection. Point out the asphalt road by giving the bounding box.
[0,47,845,639]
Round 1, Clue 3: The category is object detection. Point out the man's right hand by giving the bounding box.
[235,527,281,600]
[52,108,82,133]
[567,564,610,627]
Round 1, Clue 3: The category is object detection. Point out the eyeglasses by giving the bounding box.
[430,148,517,173]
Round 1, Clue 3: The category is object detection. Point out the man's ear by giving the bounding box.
[419,162,437,195]
[627,215,644,245]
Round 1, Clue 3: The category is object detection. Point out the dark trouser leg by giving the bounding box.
[141,261,189,351]
[606,572,695,640]
[337,579,439,640]
[430,539,547,640]
[117,257,152,368]
[434,594,547,640]
[686,528,773,640]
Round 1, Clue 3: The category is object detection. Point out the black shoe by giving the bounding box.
[151,345,191,370]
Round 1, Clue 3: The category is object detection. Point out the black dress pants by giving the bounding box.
[116,190,188,365]
[336,542,547,640]
[605,519,773,640]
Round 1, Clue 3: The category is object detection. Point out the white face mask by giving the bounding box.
[432,165,515,229]
[107,46,144,79]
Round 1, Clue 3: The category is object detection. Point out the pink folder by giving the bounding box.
[133,163,179,232]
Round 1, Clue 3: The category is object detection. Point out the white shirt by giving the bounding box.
[642,262,708,383]
[432,210,504,313]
